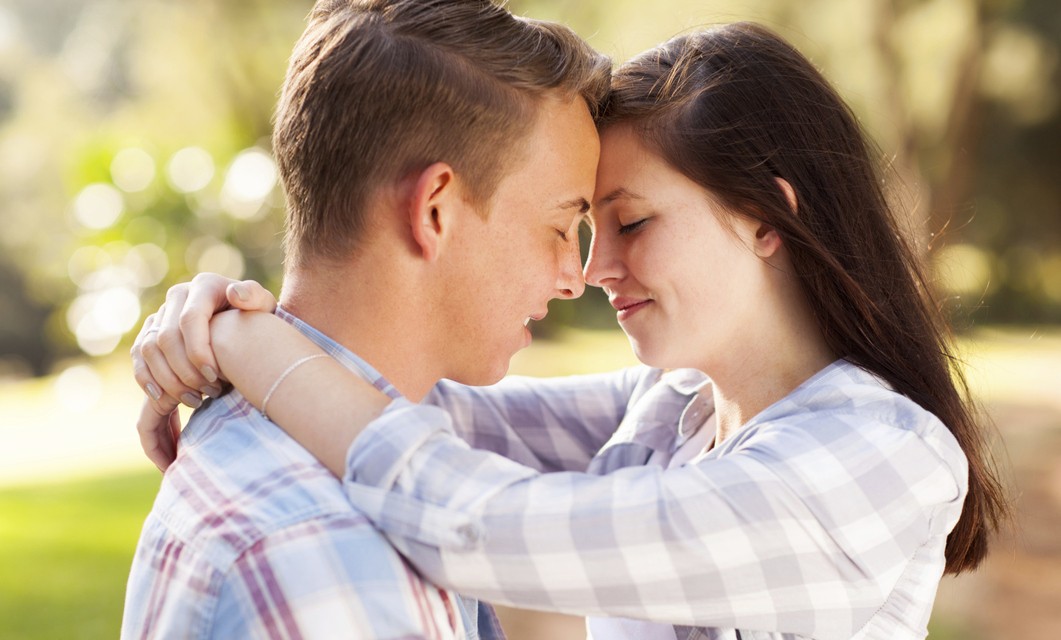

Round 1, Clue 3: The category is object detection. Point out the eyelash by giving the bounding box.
[618,219,648,235]
[557,229,569,241]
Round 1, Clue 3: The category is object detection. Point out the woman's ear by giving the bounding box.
[775,177,798,215]
[407,162,457,262]
[751,220,783,258]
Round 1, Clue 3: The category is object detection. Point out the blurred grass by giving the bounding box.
[0,471,160,640]
[1,325,1058,639]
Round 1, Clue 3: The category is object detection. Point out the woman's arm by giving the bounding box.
[339,404,960,634]
[209,310,390,474]
[231,341,963,633]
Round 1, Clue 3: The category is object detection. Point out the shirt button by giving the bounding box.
[455,524,481,548]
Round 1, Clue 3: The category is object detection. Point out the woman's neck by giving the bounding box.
[706,277,836,446]
[709,348,832,446]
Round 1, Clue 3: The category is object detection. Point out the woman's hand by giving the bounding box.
[130,273,277,470]
[207,310,392,477]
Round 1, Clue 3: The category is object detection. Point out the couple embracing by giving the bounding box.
[123,1,1006,639]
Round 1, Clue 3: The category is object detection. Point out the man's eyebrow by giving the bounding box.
[556,197,591,214]
[594,188,643,208]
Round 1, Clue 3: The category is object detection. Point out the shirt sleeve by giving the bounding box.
[342,402,964,639]
[210,514,463,640]
[422,367,657,472]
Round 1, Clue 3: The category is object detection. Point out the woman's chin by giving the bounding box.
[629,339,665,369]
[630,340,702,372]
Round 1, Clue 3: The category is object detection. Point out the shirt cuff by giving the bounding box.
[341,398,485,551]
[345,398,455,490]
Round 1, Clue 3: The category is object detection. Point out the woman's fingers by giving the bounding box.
[141,327,209,409]
[179,273,244,381]
[152,283,214,398]
[132,274,270,410]
[137,399,181,472]
[226,280,278,312]
[131,311,164,402]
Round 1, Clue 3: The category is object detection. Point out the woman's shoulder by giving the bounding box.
[744,359,968,489]
[762,360,944,432]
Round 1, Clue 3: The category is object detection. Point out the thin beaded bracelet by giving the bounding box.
[261,353,330,421]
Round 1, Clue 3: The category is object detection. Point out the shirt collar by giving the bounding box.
[602,368,711,453]
[274,305,403,401]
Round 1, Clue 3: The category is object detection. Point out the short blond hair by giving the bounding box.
[274,0,611,266]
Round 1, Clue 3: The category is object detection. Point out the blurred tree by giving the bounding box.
[0,0,314,373]
[0,0,1057,375]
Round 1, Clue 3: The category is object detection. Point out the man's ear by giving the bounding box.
[407,162,458,262]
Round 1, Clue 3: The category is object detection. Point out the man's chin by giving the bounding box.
[449,359,512,388]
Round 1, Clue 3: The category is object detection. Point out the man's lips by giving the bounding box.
[523,312,548,327]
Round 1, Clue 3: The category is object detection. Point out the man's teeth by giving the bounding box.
[524,318,532,327]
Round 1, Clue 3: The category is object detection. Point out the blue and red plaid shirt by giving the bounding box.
[122,307,502,640]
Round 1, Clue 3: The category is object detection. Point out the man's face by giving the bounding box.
[437,96,600,385]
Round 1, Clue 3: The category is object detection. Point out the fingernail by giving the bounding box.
[200,366,218,383]
[146,383,162,401]
[181,393,203,409]
[231,283,248,301]
[200,385,223,398]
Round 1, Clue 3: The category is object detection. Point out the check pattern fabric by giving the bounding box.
[345,360,968,640]
[122,307,501,640]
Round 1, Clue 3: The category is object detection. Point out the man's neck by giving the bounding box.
[278,264,442,402]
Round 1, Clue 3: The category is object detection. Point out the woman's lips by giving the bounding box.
[610,297,652,321]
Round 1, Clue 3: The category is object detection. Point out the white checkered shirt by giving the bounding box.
[345,361,967,640]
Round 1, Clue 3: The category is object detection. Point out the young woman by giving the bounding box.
[133,22,1006,639]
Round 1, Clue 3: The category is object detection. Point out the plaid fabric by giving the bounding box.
[346,361,968,640]
[122,307,499,640]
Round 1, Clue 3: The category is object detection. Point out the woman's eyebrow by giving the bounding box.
[594,187,643,208]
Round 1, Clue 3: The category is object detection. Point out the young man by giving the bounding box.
[122,0,608,637]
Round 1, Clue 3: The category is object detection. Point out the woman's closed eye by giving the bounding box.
[618,218,649,235]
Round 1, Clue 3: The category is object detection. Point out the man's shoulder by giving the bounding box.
[148,392,365,562]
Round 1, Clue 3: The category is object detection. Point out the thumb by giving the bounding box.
[226,280,278,312]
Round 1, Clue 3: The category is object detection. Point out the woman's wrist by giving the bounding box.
[206,308,391,476]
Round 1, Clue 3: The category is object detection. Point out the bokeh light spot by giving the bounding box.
[222,148,277,220]
[67,246,111,288]
[111,147,156,192]
[124,243,170,288]
[167,146,215,193]
[934,243,994,297]
[53,365,103,413]
[73,183,124,230]
[187,238,245,279]
[67,285,142,356]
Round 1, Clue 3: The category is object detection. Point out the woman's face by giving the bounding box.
[585,125,767,371]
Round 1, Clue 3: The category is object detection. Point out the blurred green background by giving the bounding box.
[0,0,1058,638]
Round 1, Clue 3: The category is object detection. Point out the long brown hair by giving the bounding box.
[602,22,1007,574]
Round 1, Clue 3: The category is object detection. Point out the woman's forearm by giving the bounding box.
[209,310,391,475]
